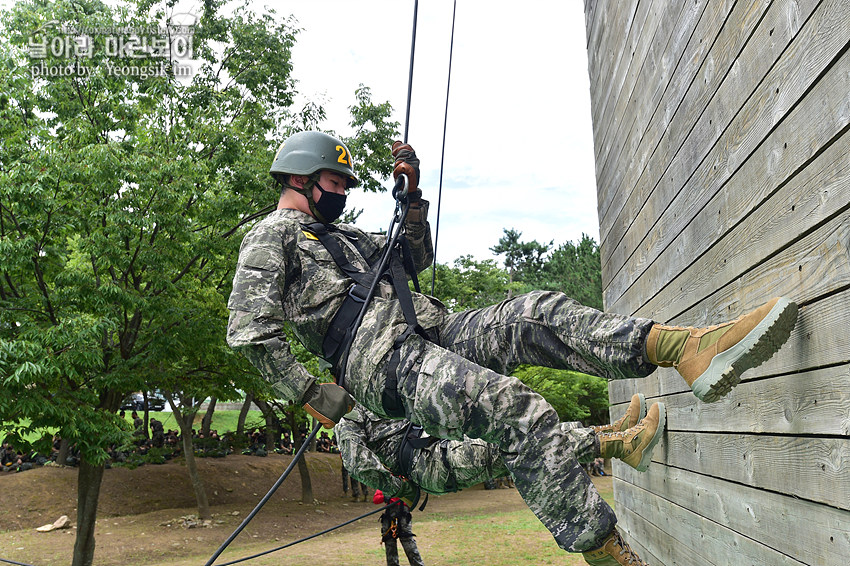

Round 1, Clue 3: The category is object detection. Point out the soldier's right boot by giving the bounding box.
[582,528,650,565]
[645,297,797,402]
[592,393,646,435]
[598,402,665,472]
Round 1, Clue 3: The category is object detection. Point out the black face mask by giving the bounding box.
[312,182,347,224]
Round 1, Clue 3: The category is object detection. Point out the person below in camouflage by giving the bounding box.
[226,131,798,566]
[374,488,425,566]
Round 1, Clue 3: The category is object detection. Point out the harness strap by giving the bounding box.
[300,222,430,380]
[397,421,439,480]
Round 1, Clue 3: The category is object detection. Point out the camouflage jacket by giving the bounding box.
[226,201,444,405]
[335,405,409,496]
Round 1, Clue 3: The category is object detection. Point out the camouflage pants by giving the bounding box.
[380,291,655,552]
[410,421,597,496]
[342,466,368,497]
[381,505,425,566]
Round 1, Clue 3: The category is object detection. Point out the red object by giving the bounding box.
[373,489,403,506]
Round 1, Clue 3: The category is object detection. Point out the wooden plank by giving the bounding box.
[596,0,747,235]
[645,431,850,509]
[594,0,687,171]
[593,0,659,214]
[615,479,810,565]
[601,0,837,291]
[595,0,708,218]
[589,0,643,152]
[618,125,850,321]
[664,365,850,436]
[605,23,850,309]
[615,504,705,566]
[611,290,850,403]
[613,461,850,565]
[587,0,639,150]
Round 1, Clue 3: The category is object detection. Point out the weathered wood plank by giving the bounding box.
[605,24,850,309]
[601,0,839,292]
[645,431,850,509]
[596,0,755,237]
[588,0,640,151]
[595,0,708,219]
[590,0,644,151]
[665,365,850,436]
[616,479,810,565]
[615,504,707,566]
[613,461,850,565]
[593,0,661,214]
[617,124,850,321]
[593,0,684,166]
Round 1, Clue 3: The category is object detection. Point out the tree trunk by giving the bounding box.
[201,396,216,437]
[236,392,254,438]
[72,456,106,566]
[168,396,211,520]
[56,437,70,466]
[288,411,313,504]
[254,398,279,451]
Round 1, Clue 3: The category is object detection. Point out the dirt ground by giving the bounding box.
[0,453,612,566]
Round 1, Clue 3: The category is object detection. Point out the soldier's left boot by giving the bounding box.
[645,297,797,402]
[598,402,665,472]
[592,393,646,435]
[582,528,650,565]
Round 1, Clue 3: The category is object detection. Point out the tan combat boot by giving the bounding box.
[598,402,665,472]
[582,528,650,565]
[645,297,797,402]
[592,393,646,435]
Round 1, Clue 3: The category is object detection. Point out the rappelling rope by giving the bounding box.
[430,0,457,295]
[214,502,396,566]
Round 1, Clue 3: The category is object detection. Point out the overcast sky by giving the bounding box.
[272,0,599,265]
[7,0,600,266]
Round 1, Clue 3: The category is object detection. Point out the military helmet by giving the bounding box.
[270,131,359,188]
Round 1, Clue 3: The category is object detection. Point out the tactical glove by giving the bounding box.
[391,141,420,199]
[391,480,421,508]
[301,381,355,429]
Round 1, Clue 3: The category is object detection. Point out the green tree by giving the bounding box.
[0,1,399,564]
[529,233,603,310]
[512,365,609,425]
[490,228,552,298]
[421,255,509,312]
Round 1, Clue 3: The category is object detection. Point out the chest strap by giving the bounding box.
[300,222,427,379]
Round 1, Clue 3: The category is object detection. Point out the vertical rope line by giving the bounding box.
[403,0,419,143]
[431,0,457,295]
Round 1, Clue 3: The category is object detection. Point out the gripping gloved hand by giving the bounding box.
[391,141,420,200]
[301,381,355,429]
[391,480,421,508]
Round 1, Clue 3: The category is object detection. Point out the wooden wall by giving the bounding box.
[583,0,849,564]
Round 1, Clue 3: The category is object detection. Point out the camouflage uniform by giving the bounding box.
[227,202,656,552]
[335,405,598,497]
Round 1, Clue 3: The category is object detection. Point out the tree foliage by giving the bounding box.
[0,1,400,563]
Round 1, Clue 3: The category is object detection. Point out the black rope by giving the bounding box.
[204,424,321,566]
[0,557,36,566]
[430,0,457,296]
[403,0,419,143]
[214,502,397,566]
